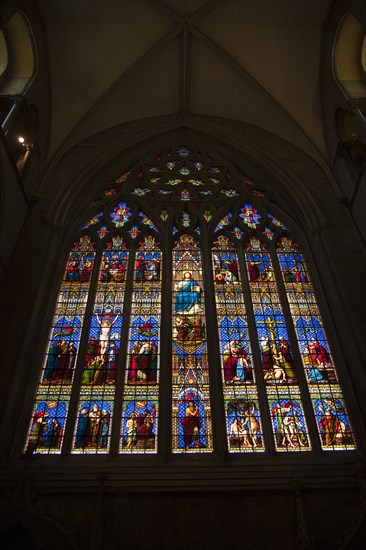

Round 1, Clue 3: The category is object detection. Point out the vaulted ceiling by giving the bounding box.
[33,0,333,167]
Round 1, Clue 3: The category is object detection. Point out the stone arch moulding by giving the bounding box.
[40,116,335,230]
[0,10,36,96]
[333,11,366,100]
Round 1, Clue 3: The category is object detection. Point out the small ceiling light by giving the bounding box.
[18,136,25,143]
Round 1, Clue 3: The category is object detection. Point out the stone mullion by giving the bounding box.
[158,238,172,461]
[237,242,276,454]
[269,244,322,453]
[202,231,227,459]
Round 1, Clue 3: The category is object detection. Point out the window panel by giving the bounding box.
[277,237,356,450]
[172,235,212,452]
[245,237,311,451]
[268,390,309,451]
[212,235,264,452]
[73,236,127,454]
[26,236,96,453]
[120,236,161,453]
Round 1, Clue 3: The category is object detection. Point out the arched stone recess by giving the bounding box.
[322,1,366,155]
[0,0,52,190]
[321,0,366,242]
[1,115,365,463]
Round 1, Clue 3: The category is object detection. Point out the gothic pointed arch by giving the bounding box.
[25,144,356,456]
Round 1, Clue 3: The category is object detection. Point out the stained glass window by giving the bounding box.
[25,145,356,457]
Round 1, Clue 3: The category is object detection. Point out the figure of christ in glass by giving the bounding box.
[172,234,212,452]
[72,238,128,453]
[121,399,157,451]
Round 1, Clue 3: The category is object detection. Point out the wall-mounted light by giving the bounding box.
[17,135,33,152]
[16,135,35,173]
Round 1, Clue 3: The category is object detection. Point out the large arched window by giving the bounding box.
[25,145,356,455]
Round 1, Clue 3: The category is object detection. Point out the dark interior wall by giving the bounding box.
[0,485,363,550]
